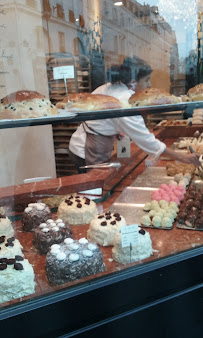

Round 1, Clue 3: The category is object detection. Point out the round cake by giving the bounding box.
[33,218,73,254]
[21,203,52,232]
[112,228,153,264]
[0,213,14,237]
[57,195,98,225]
[45,238,105,286]
[87,211,127,246]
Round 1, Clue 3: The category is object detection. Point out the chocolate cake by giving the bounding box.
[33,218,73,254]
[21,203,52,232]
[45,238,105,286]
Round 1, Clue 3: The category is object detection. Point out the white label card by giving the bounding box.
[53,65,75,80]
[120,224,139,248]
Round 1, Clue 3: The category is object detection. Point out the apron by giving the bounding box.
[83,122,116,165]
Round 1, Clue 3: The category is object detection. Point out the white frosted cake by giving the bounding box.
[87,212,127,246]
[0,236,23,259]
[0,214,14,237]
[45,237,105,286]
[0,257,35,304]
[57,195,98,225]
[112,228,153,264]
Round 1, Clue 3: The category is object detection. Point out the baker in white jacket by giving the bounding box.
[69,64,200,173]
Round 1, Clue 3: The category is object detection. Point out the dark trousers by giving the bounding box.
[68,150,87,174]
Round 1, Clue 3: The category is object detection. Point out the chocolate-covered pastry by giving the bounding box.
[177,211,187,224]
[33,219,73,254]
[21,203,52,232]
[185,214,196,228]
[195,217,203,229]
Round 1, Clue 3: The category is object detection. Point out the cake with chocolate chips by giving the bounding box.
[45,237,105,286]
[0,236,23,259]
[21,203,52,232]
[0,213,14,237]
[112,228,153,264]
[87,212,127,246]
[57,195,98,225]
[0,255,35,304]
[33,218,73,254]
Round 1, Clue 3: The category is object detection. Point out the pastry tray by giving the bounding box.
[108,167,176,230]
[156,119,188,127]
[176,177,203,231]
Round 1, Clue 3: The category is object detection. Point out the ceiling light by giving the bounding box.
[114,2,123,6]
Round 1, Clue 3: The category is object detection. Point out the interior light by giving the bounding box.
[114,2,123,6]
[75,18,79,21]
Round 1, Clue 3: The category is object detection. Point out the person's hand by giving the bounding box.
[116,133,125,140]
[178,153,201,166]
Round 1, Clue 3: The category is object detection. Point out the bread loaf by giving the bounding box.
[56,93,122,110]
[128,88,181,107]
[188,83,203,101]
[0,90,58,119]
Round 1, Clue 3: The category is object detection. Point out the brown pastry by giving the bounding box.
[56,93,122,110]
[187,83,203,101]
[0,90,58,119]
[128,88,181,107]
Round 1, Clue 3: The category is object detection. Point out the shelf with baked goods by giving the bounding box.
[1,100,203,130]
[0,128,203,335]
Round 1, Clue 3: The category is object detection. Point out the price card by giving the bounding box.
[120,224,139,248]
[53,65,74,80]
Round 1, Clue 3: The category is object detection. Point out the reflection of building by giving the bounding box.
[0,0,48,97]
[41,0,178,92]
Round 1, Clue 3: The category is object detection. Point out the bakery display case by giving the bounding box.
[0,1,203,337]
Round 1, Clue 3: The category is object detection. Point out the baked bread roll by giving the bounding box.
[187,83,203,101]
[56,93,122,110]
[128,88,181,107]
[0,90,58,119]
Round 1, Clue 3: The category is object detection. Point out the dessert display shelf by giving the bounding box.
[1,101,203,130]
[0,126,203,337]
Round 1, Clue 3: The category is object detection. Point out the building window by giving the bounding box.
[57,3,65,20]
[58,32,65,52]
[36,26,43,50]
[114,36,118,53]
[69,9,75,23]
[26,0,36,9]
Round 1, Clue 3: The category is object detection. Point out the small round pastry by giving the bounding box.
[0,214,14,237]
[148,210,157,218]
[161,217,173,228]
[58,195,98,225]
[33,218,73,254]
[152,216,162,228]
[141,215,151,226]
[156,212,164,220]
[87,212,126,246]
[21,203,52,232]
[169,180,178,186]
[143,203,151,211]
[151,200,159,209]
[169,201,179,212]
[112,228,153,264]
[45,238,105,286]
[195,217,203,229]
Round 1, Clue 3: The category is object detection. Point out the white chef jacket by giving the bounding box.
[69,83,166,160]
[69,115,166,159]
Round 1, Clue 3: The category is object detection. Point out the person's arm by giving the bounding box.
[163,147,201,166]
[118,116,201,166]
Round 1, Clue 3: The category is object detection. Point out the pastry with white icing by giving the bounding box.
[45,238,105,286]
[0,213,14,237]
[87,212,127,246]
[112,228,153,264]
[21,203,52,232]
[57,195,98,225]
[0,256,35,304]
[33,218,73,254]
